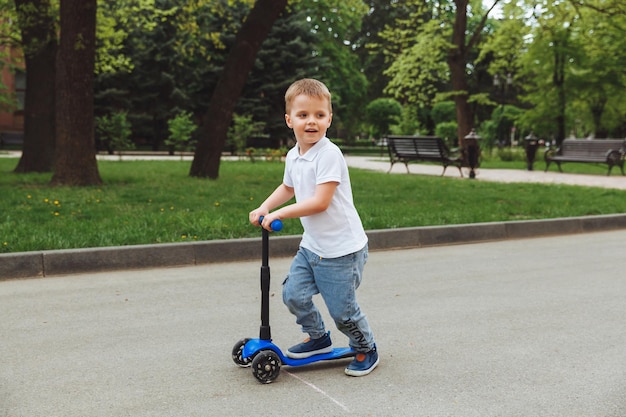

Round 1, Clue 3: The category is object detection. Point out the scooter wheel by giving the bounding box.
[251,350,281,384]
[231,338,252,367]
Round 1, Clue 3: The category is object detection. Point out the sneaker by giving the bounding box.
[345,345,379,377]
[286,332,333,359]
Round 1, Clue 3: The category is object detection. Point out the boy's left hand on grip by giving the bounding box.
[259,216,283,232]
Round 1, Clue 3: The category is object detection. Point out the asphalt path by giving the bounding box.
[2,229,625,416]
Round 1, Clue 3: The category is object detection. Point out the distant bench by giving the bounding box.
[544,138,625,176]
[387,135,463,177]
[0,132,24,148]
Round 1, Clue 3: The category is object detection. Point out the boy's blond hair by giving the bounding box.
[285,78,332,114]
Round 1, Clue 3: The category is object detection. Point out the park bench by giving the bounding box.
[0,132,24,149]
[386,135,463,177]
[544,138,625,176]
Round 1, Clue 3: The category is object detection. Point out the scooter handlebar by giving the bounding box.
[258,216,283,232]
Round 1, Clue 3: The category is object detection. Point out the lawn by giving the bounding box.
[1,155,625,253]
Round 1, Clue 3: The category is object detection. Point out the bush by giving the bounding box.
[391,104,422,135]
[365,98,402,139]
[227,113,266,157]
[496,146,525,162]
[166,111,197,158]
[431,101,456,125]
[96,111,134,157]
[435,121,458,148]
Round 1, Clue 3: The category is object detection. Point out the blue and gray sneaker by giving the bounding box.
[345,345,379,376]
[286,332,333,359]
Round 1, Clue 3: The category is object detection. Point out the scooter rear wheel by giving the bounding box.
[251,350,281,383]
[231,338,252,367]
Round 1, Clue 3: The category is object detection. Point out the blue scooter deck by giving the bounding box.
[243,338,355,367]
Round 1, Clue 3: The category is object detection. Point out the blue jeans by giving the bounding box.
[282,244,375,352]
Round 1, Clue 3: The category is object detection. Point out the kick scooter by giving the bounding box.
[231,217,356,384]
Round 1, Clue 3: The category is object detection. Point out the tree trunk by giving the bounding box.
[553,42,566,146]
[13,0,57,173]
[448,0,474,149]
[448,52,473,147]
[50,0,101,186]
[589,97,608,138]
[189,0,288,179]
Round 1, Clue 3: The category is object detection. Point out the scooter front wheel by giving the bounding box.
[251,350,281,383]
[231,338,252,367]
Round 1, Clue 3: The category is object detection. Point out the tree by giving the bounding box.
[354,0,406,102]
[379,0,502,147]
[50,0,101,186]
[559,2,626,138]
[484,0,626,143]
[298,0,369,140]
[233,7,324,143]
[93,1,318,154]
[12,0,57,173]
[94,0,171,150]
[190,0,288,179]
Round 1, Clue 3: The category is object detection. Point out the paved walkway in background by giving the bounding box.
[343,155,626,190]
[2,230,625,416]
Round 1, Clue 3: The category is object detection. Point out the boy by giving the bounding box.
[248,78,378,377]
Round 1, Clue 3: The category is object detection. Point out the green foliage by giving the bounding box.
[166,111,197,156]
[95,111,134,156]
[568,7,626,137]
[294,0,370,140]
[391,104,422,135]
[479,105,525,148]
[381,17,450,106]
[94,0,253,150]
[6,0,626,167]
[237,7,322,140]
[431,101,456,125]
[511,0,626,141]
[435,121,458,147]
[365,98,402,139]
[0,0,18,39]
[227,113,266,157]
[476,16,527,89]
[495,147,525,163]
[96,0,185,74]
[478,119,498,149]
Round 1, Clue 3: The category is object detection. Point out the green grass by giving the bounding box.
[1,156,626,253]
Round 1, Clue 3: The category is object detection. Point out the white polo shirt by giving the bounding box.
[283,137,368,258]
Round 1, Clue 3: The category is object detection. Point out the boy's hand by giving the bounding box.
[249,208,267,226]
[259,212,282,231]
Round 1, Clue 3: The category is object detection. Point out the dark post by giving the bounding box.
[524,132,539,171]
[260,228,271,340]
[463,129,482,179]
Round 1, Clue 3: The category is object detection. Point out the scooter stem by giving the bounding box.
[260,227,271,340]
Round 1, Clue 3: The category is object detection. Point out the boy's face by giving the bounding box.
[285,94,332,154]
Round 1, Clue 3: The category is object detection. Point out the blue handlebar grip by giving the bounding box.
[258,216,283,232]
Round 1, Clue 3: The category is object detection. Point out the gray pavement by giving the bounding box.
[2,229,626,416]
